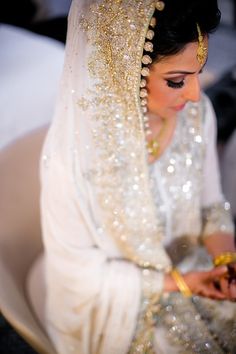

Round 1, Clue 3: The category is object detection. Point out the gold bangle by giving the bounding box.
[171,268,192,297]
[213,252,236,267]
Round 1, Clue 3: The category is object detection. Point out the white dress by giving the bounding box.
[39,93,235,354]
[38,0,236,353]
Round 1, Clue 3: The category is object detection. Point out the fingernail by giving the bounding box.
[221,266,228,272]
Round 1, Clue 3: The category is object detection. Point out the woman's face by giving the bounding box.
[147,39,208,119]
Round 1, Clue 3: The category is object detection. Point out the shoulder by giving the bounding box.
[183,92,217,140]
[198,92,215,114]
[200,92,218,141]
[196,92,217,128]
[183,92,216,125]
[184,92,214,117]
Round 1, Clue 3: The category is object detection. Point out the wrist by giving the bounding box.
[171,268,192,297]
[163,273,179,293]
[204,233,236,259]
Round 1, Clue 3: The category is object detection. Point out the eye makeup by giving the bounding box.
[166,79,185,89]
[165,68,203,89]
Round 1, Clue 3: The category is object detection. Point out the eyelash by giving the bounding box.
[166,79,185,89]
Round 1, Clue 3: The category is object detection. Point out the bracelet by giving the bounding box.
[213,252,236,267]
[171,268,192,297]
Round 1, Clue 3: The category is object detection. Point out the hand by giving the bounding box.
[182,266,228,300]
[217,263,236,301]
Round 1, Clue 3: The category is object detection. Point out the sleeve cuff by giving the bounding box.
[201,200,235,240]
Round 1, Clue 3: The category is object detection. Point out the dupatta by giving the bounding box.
[41,1,172,353]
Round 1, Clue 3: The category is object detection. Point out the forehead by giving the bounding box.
[151,37,208,74]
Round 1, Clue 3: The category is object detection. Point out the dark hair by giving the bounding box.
[149,0,221,62]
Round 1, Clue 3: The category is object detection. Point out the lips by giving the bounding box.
[173,103,186,111]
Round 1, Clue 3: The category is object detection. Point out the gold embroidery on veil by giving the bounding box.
[77,1,172,351]
[78,0,171,270]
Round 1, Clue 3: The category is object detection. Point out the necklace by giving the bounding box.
[146,117,167,158]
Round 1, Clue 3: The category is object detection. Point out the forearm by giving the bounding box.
[203,232,236,258]
[163,272,179,292]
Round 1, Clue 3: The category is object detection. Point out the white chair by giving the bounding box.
[0,126,57,354]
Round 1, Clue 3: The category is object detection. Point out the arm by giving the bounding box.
[163,95,235,300]
[200,94,235,251]
[204,232,235,258]
[199,95,236,298]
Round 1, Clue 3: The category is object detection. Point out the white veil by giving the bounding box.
[40,1,172,353]
[67,0,171,269]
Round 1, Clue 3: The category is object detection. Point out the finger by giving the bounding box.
[211,266,228,277]
[204,266,228,280]
[198,285,227,300]
[227,264,236,284]
[229,283,236,300]
[220,278,231,298]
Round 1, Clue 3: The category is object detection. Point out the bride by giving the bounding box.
[35,0,236,352]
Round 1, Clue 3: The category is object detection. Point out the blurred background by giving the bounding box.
[0,0,236,353]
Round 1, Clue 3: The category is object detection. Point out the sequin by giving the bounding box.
[189,107,198,116]
[77,96,90,111]
[189,127,196,134]
[194,135,202,143]
[133,184,139,190]
[42,154,50,168]
[167,165,175,173]
[186,157,192,166]
[224,201,230,210]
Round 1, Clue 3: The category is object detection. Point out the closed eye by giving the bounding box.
[166,79,185,89]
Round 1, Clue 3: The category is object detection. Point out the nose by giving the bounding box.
[183,75,201,103]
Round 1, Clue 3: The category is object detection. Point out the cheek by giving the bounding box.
[147,82,174,108]
[147,80,177,110]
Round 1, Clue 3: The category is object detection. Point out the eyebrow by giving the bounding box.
[164,61,208,76]
[165,70,196,75]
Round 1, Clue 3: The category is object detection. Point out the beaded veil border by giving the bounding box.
[77,0,171,271]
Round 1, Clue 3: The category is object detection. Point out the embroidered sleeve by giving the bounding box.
[200,96,235,240]
[201,201,235,240]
